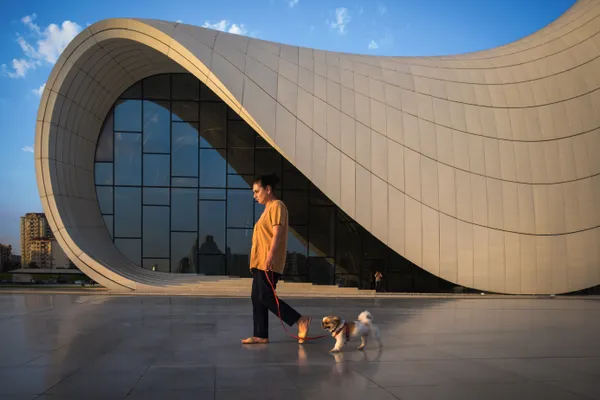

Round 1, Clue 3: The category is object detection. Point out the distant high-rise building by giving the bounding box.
[19,213,70,269]
[0,244,13,272]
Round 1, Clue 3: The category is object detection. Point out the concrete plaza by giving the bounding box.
[0,293,599,399]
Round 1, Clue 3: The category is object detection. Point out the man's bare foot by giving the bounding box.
[297,316,311,344]
[241,336,269,344]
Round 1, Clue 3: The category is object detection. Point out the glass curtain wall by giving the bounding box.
[94,73,460,293]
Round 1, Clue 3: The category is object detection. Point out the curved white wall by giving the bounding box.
[35,1,600,294]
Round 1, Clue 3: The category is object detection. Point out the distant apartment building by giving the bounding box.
[20,213,70,268]
[0,244,12,272]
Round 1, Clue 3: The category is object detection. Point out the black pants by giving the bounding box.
[251,268,301,339]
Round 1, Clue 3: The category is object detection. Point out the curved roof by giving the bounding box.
[35,0,600,294]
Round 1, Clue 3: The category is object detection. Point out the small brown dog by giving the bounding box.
[321,311,382,353]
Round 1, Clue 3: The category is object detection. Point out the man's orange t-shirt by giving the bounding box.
[250,199,289,274]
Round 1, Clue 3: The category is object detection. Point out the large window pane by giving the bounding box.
[199,201,225,254]
[172,123,198,176]
[227,174,252,189]
[283,191,308,226]
[171,188,197,231]
[336,222,361,275]
[144,188,169,205]
[115,238,141,266]
[96,186,113,214]
[286,226,309,275]
[95,112,113,162]
[172,177,198,187]
[171,232,198,273]
[255,149,282,178]
[114,133,141,185]
[199,189,226,200]
[120,81,141,99]
[102,215,113,239]
[143,154,169,186]
[309,257,334,285]
[114,100,141,131]
[143,74,170,99]
[95,163,113,185]
[200,81,221,101]
[200,103,226,148]
[200,149,226,187]
[199,255,226,275]
[309,206,335,257]
[227,189,254,228]
[227,121,254,147]
[227,147,254,175]
[227,228,252,276]
[143,206,169,258]
[114,187,141,237]
[143,100,170,153]
[283,161,309,190]
[172,102,198,122]
[143,258,170,272]
[172,74,199,100]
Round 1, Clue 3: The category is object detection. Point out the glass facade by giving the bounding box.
[94,73,463,292]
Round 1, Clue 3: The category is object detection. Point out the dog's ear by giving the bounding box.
[331,316,341,326]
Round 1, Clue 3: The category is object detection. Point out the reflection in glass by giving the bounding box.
[309,206,335,257]
[227,190,254,228]
[115,238,141,266]
[102,215,113,239]
[96,186,113,214]
[227,147,254,175]
[143,206,169,258]
[143,154,169,187]
[227,228,252,277]
[283,191,308,226]
[200,149,226,187]
[199,201,225,254]
[255,149,282,178]
[114,100,142,131]
[286,227,309,276]
[172,74,199,100]
[172,177,198,187]
[309,257,334,285]
[120,81,141,99]
[143,258,170,272]
[171,188,197,231]
[228,174,253,189]
[171,232,198,273]
[199,255,226,275]
[114,133,141,186]
[200,189,226,200]
[172,123,198,176]
[143,74,170,99]
[200,103,226,148]
[95,163,113,185]
[143,100,170,153]
[227,121,254,147]
[95,113,113,162]
[114,187,141,238]
[172,101,199,122]
[144,188,169,205]
[336,222,361,275]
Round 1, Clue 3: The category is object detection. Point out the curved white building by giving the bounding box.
[35,0,600,294]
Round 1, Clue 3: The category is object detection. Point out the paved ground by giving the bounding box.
[0,294,599,399]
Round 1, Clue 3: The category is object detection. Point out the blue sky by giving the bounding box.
[0,0,576,253]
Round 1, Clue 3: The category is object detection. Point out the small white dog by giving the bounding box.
[321,310,382,353]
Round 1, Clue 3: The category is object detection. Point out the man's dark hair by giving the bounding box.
[253,173,280,191]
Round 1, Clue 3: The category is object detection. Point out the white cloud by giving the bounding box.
[22,146,34,153]
[203,20,248,36]
[368,40,379,50]
[329,8,351,34]
[2,14,82,79]
[32,82,45,97]
[176,20,183,23]
[377,4,387,15]
[289,0,299,7]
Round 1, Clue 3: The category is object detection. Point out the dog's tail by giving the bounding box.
[358,310,373,325]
